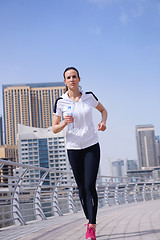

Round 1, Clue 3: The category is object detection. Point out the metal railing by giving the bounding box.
[0,159,160,229]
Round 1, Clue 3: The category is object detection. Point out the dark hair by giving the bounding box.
[63,67,80,79]
[63,67,80,93]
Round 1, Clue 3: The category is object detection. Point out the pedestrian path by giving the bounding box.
[0,199,160,240]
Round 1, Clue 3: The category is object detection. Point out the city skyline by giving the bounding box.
[2,82,65,145]
[0,0,160,175]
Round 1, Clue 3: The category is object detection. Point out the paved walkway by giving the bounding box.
[0,199,160,240]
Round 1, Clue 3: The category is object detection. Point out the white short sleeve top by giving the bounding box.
[54,91,99,149]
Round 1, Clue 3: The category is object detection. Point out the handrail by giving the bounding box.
[0,159,71,174]
[0,158,160,229]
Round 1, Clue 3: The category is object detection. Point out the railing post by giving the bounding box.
[52,174,63,216]
[133,182,138,202]
[124,181,129,204]
[114,183,120,205]
[150,180,154,200]
[68,180,77,213]
[0,163,4,170]
[96,178,102,208]
[142,180,147,201]
[34,171,49,220]
[104,181,110,206]
[12,168,28,225]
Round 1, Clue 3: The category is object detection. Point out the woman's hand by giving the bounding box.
[96,102,108,132]
[64,115,74,124]
[98,121,106,131]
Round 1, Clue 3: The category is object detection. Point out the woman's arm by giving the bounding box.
[52,114,73,134]
[52,115,67,133]
[96,102,108,131]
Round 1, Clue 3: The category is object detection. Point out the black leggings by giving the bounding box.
[67,143,100,224]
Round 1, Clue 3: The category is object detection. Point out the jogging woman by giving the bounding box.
[52,67,107,240]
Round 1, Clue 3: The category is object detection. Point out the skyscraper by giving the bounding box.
[2,82,65,145]
[0,115,3,145]
[155,136,160,166]
[135,125,158,169]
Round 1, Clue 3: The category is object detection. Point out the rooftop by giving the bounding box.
[2,82,65,90]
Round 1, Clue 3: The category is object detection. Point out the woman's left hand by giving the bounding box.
[98,122,106,131]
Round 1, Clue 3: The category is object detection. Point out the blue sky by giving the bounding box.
[0,0,160,175]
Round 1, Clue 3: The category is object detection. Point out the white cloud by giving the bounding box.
[131,0,145,18]
[119,0,146,25]
[119,12,129,25]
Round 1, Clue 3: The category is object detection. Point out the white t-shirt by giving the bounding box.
[54,91,99,149]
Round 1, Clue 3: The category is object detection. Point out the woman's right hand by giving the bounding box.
[64,115,74,124]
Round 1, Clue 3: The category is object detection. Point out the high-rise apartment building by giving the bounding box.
[135,125,158,169]
[0,145,18,161]
[0,145,18,183]
[17,124,71,186]
[2,82,65,145]
[0,115,3,145]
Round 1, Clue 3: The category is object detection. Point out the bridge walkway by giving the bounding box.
[0,199,160,240]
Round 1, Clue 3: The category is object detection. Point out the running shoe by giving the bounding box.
[86,226,96,240]
[85,223,89,239]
